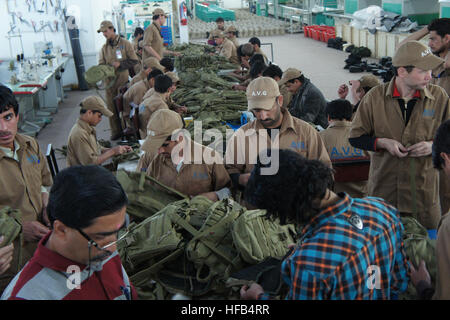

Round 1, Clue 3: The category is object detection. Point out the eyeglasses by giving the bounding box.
[77,214,130,252]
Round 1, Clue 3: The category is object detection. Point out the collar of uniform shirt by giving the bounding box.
[253,108,298,135]
[392,82,421,100]
[0,140,20,161]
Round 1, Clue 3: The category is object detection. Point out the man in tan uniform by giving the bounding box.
[166,72,187,114]
[319,99,368,198]
[213,31,239,64]
[225,77,331,194]
[66,96,132,167]
[249,37,268,64]
[410,119,450,300]
[138,74,172,139]
[0,86,52,291]
[262,64,292,109]
[142,8,180,62]
[123,69,163,126]
[208,17,225,45]
[98,20,138,141]
[398,18,450,215]
[129,57,164,87]
[350,41,450,230]
[337,74,381,114]
[226,26,239,49]
[145,110,231,201]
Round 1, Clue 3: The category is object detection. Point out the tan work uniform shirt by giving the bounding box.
[142,22,164,61]
[139,92,169,139]
[255,47,268,64]
[67,119,106,167]
[225,108,332,177]
[99,35,138,88]
[130,70,147,87]
[217,38,239,64]
[431,58,450,214]
[148,140,231,197]
[228,37,239,50]
[0,134,52,289]
[279,83,293,109]
[350,78,450,229]
[434,212,450,300]
[319,120,368,198]
[123,79,151,118]
[142,88,156,101]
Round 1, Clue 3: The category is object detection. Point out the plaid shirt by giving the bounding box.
[277,193,410,300]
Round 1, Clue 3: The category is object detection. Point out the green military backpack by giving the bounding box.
[118,196,298,299]
[0,207,22,272]
[115,170,187,221]
[84,65,116,88]
[399,216,437,300]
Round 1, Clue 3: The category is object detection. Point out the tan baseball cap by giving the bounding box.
[277,68,303,86]
[212,30,225,39]
[80,96,113,117]
[358,75,381,89]
[393,40,444,71]
[153,8,167,17]
[143,57,165,72]
[226,26,237,33]
[97,20,114,33]
[246,77,281,111]
[141,109,184,153]
[166,72,179,84]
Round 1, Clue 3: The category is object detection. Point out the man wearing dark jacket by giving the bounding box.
[278,68,328,129]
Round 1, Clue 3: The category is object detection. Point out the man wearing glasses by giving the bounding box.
[1,165,137,300]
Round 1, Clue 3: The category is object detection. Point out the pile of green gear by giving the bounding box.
[118,196,299,300]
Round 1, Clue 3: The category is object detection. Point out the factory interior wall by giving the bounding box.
[0,0,121,87]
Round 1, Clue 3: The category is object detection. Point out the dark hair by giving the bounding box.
[393,65,414,76]
[154,74,173,93]
[326,99,353,121]
[249,37,261,47]
[432,120,450,169]
[428,18,450,38]
[249,53,265,67]
[244,149,333,225]
[160,57,174,72]
[47,165,128,229]
[250,61,267,79]
[288,74,305,84]
[147,68,164,81]
[133,27,144,38]
[263,64,283,79]
[80,109,100,115]
[0,85,19,116]
[216,17,224,23]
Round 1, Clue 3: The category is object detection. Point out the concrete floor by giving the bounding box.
[35,32,376,171]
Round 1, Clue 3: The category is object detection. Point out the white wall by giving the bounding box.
[0,0,122,86]
[222,0,245,9]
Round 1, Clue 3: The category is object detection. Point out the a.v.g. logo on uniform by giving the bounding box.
[26,155,40,164]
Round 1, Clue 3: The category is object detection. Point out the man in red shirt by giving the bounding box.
[1,165,138,300]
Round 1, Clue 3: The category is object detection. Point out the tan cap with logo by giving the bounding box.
[97,20,114,33]
[141,109,184,153]
[393,41,444,71]
[226,26,237,33]
[166,72,180,84]
[212,30,225,39]
[246,77,281,111]
[153,8,167,17]
[80,96,113,117]
[358,75,381,89]
[277,68,303,86]
[143,57,165,72]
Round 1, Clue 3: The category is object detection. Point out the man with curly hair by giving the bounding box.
[240,149,410,300]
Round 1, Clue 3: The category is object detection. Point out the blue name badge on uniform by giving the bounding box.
[291,141,306,150]
[116,49,123,60]
[27,155,40,164]
[193,172,209,180]
[423,109,435,117]
[331,146,364,159]
[139,104,146,114]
